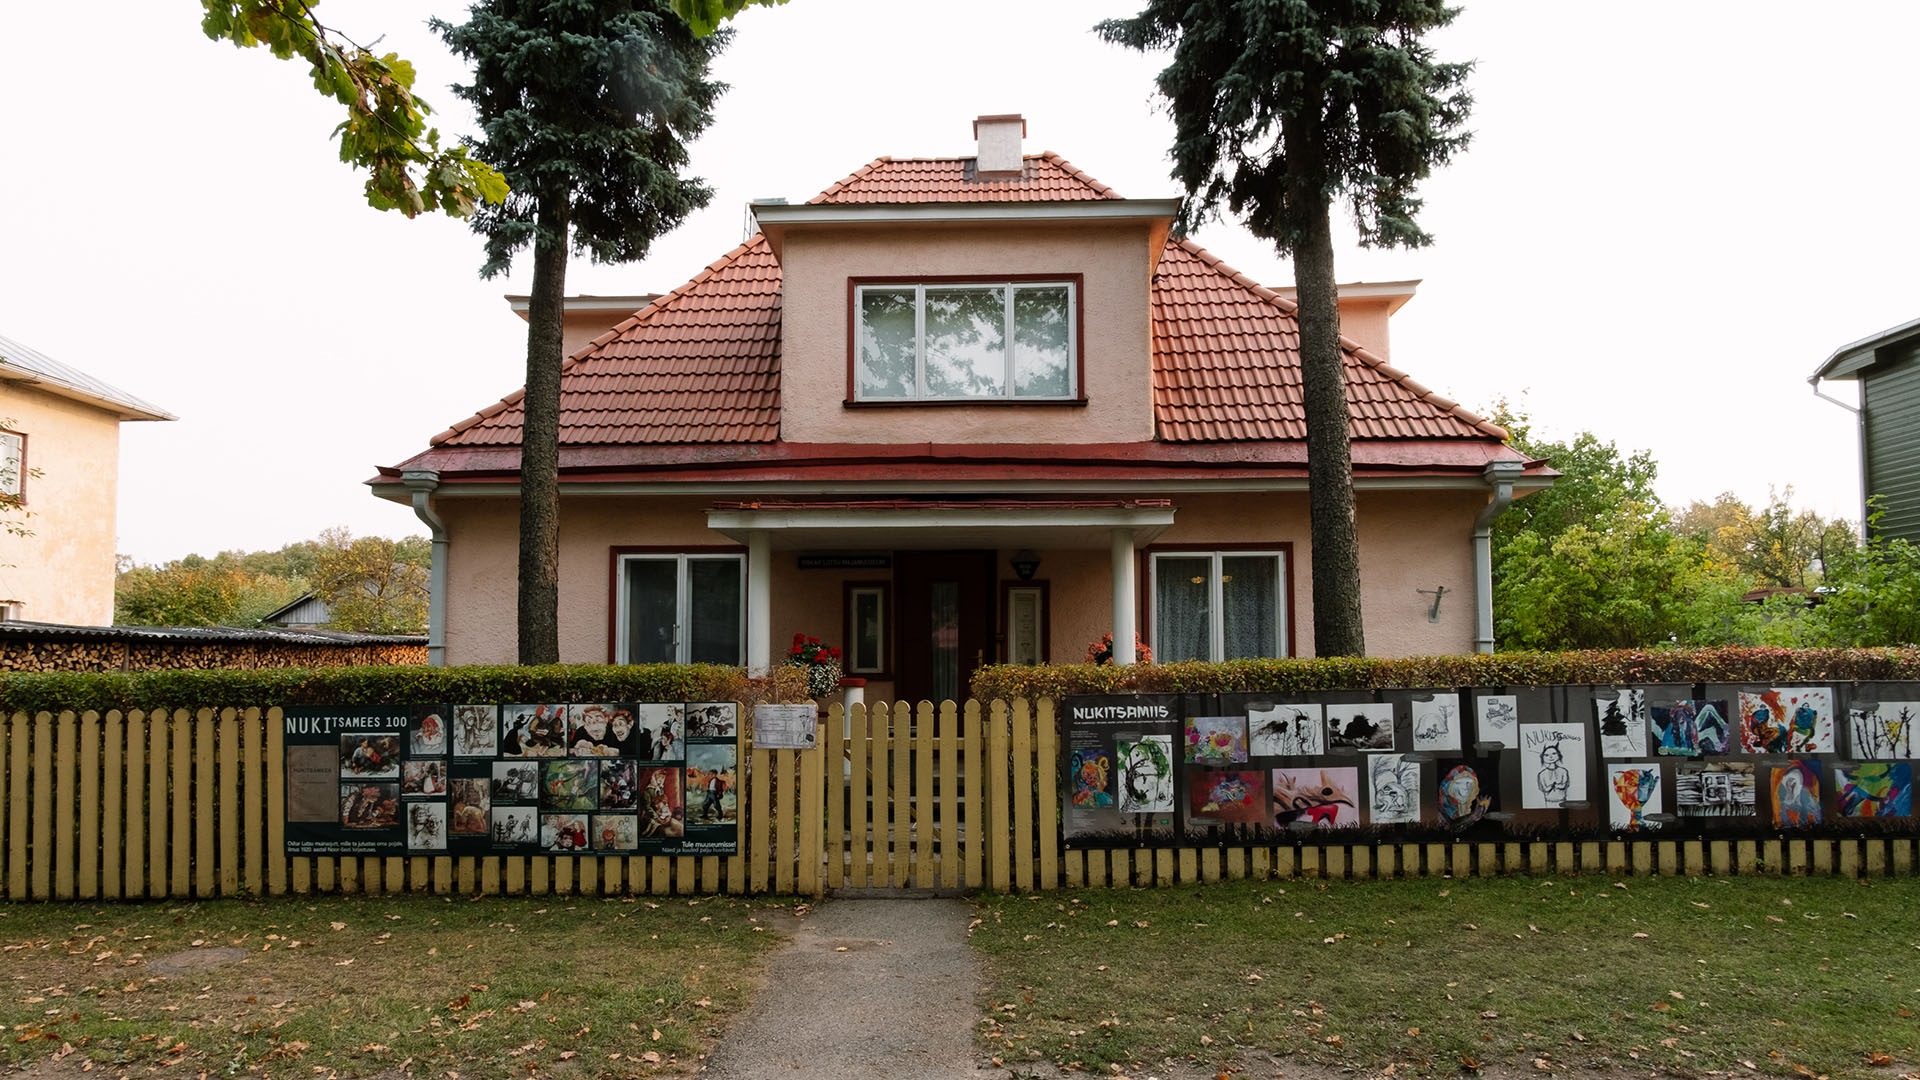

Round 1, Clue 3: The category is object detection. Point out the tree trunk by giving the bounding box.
[1288,132,1367,657]
[517,194,569,665]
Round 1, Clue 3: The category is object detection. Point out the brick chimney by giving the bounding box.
[973,114,1026,179]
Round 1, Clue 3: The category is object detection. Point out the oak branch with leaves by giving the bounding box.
[201,0,507,218]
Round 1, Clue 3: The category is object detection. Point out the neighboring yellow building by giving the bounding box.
[0,334,173,625]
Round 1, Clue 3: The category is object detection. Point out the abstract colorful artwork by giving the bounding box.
[1326,703,1395,751]
[1249,703,1325,757]
[1188,770,1266,824]
[1770,760,1822,828]
[1739,688,1835,754]
[1475,694,1519,749]
[1521,724,1589,809]
[1366,754,1422,825]
[1411,695,1463,752]
[1594,689,1647,758]
[1847,701,1918,760]
[1271,767,1359,828]
[1185,716,1249,764]
[1649,699,1730,756]
[1437,761,1496,831]
[1118,736,1176,813]
[1069,750,1113,808]
[1835,762,1913,818]
[1675,762,1756,817]
[1607,763,1663,831]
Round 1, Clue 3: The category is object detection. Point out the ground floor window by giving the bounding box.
[616,553,744,664]
[1149,550,1287,662]
[844,582,889,677]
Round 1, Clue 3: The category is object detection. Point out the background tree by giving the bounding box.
[1674,488,1857,589]
[201,1,507,218]
[310,528,430,634]
[1100,0,1472,657]
[115,555,306,627]
[435,1,728,664]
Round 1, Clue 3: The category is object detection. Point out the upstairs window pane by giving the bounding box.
[857,288,917,398]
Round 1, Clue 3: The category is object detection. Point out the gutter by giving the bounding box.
[1472,460,1528,654]
[402,469,448,666]
[1808,375,1868,532]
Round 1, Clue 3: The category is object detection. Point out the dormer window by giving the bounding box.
[852,278,1079,402]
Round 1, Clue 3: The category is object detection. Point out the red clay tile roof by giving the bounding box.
[1152,237,1505,443]
[431,237,781,448]
[808,152,1121,204]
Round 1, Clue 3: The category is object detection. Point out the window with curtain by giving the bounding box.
[1150,550,1287,662]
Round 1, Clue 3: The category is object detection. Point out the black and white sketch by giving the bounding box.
[491,806,538,845]
[1521,723,1588,809]
[452,704,499,757]
[1475,694,1519,749]
[1366,754,1421,825]
[1848,701,1918,760]
[1249,703,1325,757]
[1411,694,1462,752]
[491,761,538,802]
[686,702,738,738]
[1116,735,1175,813]
[1327,702,1395,751]
[1675,762,1757,817]
[407,802,445,850]
[1594,689,1646,758]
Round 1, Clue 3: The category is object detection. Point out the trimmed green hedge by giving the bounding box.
[0,663,810,716]
[969,646,1920,700]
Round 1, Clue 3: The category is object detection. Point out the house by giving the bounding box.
[374,117,1550,698]
[0,333,174,625]
[259,591,332,630]
[1810,316,1920,544]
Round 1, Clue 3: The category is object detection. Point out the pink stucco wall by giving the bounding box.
[776,224,1157,444]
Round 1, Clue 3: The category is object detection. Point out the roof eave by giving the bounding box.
[750,198,1182,262]
[1811,314,1920,381]
[0,367,176,421]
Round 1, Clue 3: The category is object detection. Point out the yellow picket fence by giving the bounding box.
[1,702,1915,900]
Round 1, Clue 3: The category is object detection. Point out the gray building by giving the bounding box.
[1812,316,1920,544]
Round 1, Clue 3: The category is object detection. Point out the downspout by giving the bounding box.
[1808,375,1868,532]
[401,469,448,667]
[1472,460,1527,654]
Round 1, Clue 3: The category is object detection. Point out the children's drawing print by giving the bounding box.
[1594,690,1646,758]
[1521,724,1588,809]
[1607,763,1662,831]
[1649,699,1730,757]
[1770,760,1822,827]
[1847,701,1918,760]
[1437,761,1495,831]
[452,704,499,758]
[1739,688,1834,754]
[1326,703,1395,751]
[1366,754,1421,825]
[1185,716,1249,763]
[1070,750,1113,808]
[1835,762,1912,818]
[1117,736,1176,813]
[1249,704,1325,757]
[1271,767,1359,828]
[1411,695,1463,753]
[1188,770,1265,825]
[1675,762,1756,818]
[1474,694,1519,749]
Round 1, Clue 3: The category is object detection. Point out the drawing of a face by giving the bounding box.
[611,711,634,742]
[1541,744,1562,768]
[1374,767,1410,814]
[579,706,609,741]
[1445,767,1477,807]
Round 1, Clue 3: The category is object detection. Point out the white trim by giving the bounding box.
[614,552,747,665]
[752,198,1183,228]
[1149,549,1289,662]
[373,474,1545,502]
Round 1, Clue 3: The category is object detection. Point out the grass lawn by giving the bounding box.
[969,874,1920,1079]
[0,893,791,1078]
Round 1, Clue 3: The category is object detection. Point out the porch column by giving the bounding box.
[747,529,772,673]
[1110,527,1136,666]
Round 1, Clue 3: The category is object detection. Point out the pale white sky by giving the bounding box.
[3,1,1913,565]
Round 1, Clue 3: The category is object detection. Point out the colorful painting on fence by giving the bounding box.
[1770,760,1823,828]
[1594,690,1646,758]
[1187,770,1266,824]
[1249,703,1324,757]
[1835,762,1912,818]
[1327,703,1395,751]
[283,703,740,858]
[1271,767,1359,828]
[1118,736,1177,813]
[1521,724,1589,809]
[1070,750,1114,808]
[1366,754,1422,825]
[1437,760,1496,831]
[1475,694,1519,749]
[1185,716,1248,763]
[1675,762,1756,817]
[1607,763,1663,831]
[1739,688,1835,754]
[1411,695,1463,752]
[1847,701,1918,760]
[1649,698,1730,757]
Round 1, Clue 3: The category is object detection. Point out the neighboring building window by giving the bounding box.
[0,430,23,499]
[616,553,744,664]
[844,582,888,676]
[854,281,1075,401]
[1150,550,1288,662]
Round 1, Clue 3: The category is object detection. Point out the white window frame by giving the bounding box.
[0,431,23,499]
[853,280,1078,401]
[845,584,887,675]
[1148,550,1289,662]
[614,553,746,665]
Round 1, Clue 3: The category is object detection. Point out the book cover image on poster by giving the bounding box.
[284,702,739,858]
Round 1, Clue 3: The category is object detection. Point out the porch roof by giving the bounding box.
[704,497,1175,550]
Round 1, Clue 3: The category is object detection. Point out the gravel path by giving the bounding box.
[699,898,993,1079]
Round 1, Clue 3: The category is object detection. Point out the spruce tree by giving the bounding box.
[435,1,727,664]
[1100,0,1472,657]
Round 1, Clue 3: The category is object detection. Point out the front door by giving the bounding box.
[893,550,995,705]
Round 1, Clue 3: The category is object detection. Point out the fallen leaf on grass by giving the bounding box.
[1479,1011,1498,1020]
[641,1051,661,1064]
[330,922,345,931]
[1460,1055,1483,1072]
[1668,990,1686,1000]
[1867,1053,1892,1066]
[1631,932,1649,939]
[1649,1002,1671,1012]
